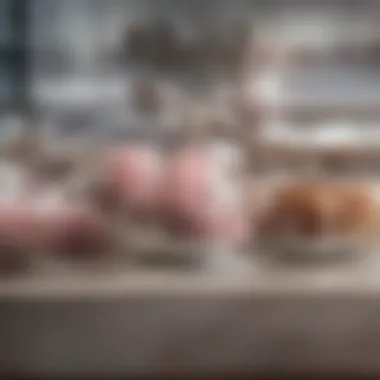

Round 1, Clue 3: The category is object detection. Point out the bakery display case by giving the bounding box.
[2,0,380,378]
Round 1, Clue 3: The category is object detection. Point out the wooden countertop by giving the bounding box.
[2,253,380,377]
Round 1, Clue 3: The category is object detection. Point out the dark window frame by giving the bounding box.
[0,0,31,116]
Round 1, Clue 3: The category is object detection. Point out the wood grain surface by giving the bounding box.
[1,252,380,377]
